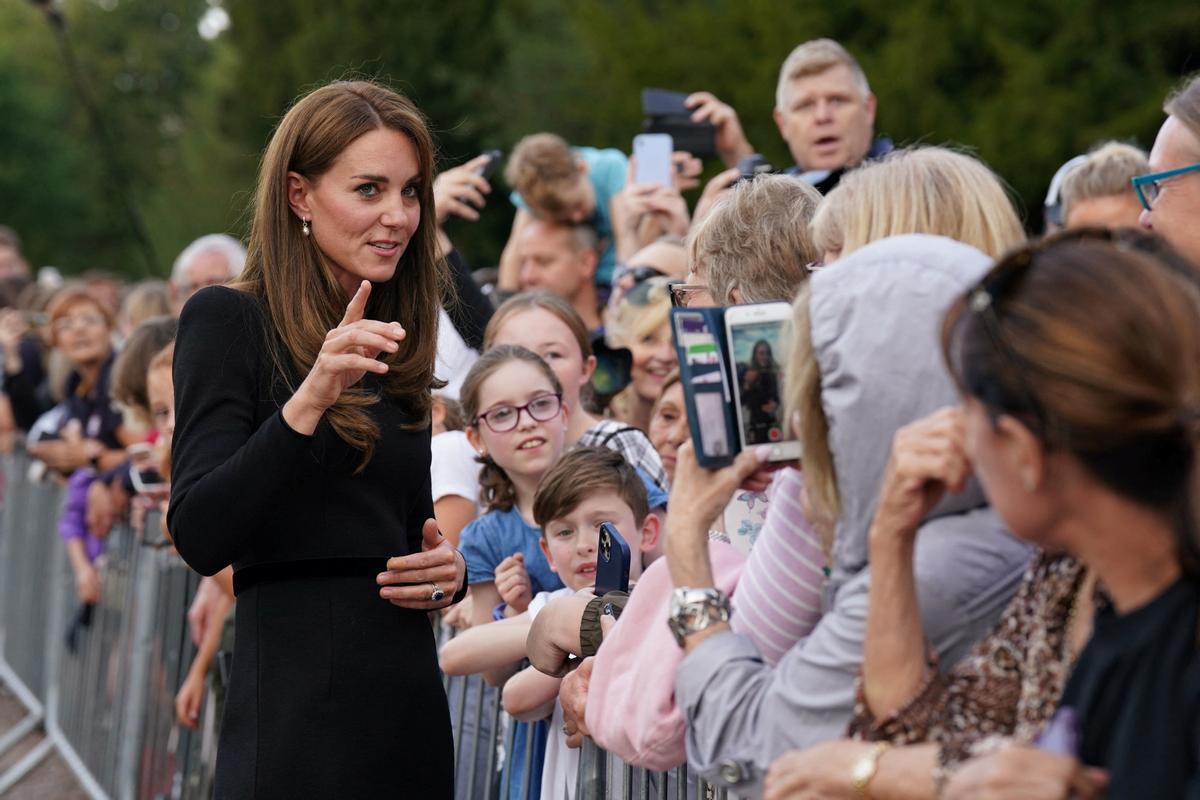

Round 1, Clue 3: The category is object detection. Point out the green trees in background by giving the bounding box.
[1,0,1197,278]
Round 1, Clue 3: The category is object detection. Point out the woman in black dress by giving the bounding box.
[739,339,780,444]
[168,80,467,799]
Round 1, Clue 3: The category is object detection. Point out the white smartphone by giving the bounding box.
[632,133,674,187]
[724,302,801,462]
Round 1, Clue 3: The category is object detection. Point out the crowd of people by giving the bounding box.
[3,34,1200,800]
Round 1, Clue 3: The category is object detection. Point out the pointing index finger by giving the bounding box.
[341,280,371,327]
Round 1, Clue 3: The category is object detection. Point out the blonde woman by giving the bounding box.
[605,275,677,432]
[811,146,1026,264]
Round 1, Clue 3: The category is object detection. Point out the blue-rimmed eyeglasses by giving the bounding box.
[1132,162,1200,211]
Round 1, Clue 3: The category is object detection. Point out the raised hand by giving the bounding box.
[870,407,971,547]
[495,552,533,613]
[685,91,755,168]
[282,280,406,435]
[433,153,494,225]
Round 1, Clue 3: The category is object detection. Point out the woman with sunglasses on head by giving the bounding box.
[168,81,467,798]
[605,274,678,433]
[766,232,1200,800]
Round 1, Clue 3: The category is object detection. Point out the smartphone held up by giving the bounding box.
[670,302,801,468]
[595,522,632,596]
[632,133,674,187]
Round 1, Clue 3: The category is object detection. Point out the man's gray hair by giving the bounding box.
[170,234,246,287]
[776,38,871,110]
[566,223,600,256]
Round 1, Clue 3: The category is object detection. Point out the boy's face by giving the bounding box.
[540,490,646,592]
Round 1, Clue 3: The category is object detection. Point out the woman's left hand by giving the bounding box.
[764,740,872,800]
[377,519,466,610]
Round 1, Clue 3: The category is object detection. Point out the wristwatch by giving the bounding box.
[667,587,731,647]
[851,742,891,799]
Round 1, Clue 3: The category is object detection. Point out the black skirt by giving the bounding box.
[215,560,454,799]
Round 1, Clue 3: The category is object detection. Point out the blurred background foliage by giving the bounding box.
[1,0,1197,277]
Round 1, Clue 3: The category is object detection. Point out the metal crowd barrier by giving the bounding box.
[0,444,737,799]
[436,622,735,800]
[0,449,214,798]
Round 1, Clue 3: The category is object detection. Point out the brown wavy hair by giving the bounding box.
[943,231,1200,576]
[460,345,564,513]
[237,80,449,469]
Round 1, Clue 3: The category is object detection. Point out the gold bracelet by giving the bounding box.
[851,742,892,800]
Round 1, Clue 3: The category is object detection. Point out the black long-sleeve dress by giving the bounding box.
[168,286,453,799]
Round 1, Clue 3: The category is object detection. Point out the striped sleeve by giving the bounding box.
[731,468,828,665]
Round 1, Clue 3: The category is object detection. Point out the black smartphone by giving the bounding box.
[641,87,716,159]
[595,522,632,595]
[475,149,504,181]
[736,153,775,184]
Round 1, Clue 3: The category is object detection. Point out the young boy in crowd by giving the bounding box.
[440,446,661,800]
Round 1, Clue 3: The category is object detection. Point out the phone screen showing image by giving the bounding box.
[729,318,792,448]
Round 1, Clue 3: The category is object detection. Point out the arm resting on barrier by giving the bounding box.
[502,664,561,723]
[439,611,531,681]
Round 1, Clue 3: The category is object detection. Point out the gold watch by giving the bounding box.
[851,742,891,799]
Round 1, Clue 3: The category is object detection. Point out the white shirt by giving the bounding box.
[430,430,483,512]
[434,308,477,401]
[528,588,579,800]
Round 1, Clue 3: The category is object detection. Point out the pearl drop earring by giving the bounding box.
[302,218,311,237]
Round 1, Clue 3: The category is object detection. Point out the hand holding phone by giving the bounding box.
[633,133,674,188]
[473,149,503,181]
[433,151,500,225]
[595,522,632,595]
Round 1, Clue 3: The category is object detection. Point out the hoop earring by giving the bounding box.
[301,218,311,237]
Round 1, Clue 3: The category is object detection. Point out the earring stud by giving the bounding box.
[301,218,310,237]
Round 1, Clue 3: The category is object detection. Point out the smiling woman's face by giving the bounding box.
[288,127,422,298]
[628,320,676,404]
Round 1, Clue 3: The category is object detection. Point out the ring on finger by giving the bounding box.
[428,582,445,602]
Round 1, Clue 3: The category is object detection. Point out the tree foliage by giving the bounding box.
[0,0,1197,277]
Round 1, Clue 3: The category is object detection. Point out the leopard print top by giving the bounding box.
[848,552,1087,773]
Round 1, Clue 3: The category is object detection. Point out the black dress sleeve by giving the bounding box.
[167,287,318,576]
[443,248,492,351]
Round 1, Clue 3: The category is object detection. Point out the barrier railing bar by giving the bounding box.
[483,677,503,800]
[115,536,162,800]
[519,715,535,799]
[463,675,485,800]
[498,707,513,799]
[0,736,56,796]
